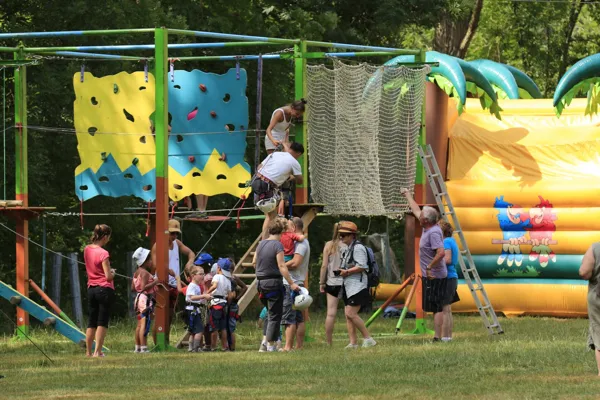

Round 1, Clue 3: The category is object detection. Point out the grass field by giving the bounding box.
[1,313,599,399]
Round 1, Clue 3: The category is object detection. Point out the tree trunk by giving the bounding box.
[557,0,584,83]
[433,0,484,58]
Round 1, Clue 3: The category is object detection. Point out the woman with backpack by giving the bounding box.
[319,223,347,346]
[338,221,377,349]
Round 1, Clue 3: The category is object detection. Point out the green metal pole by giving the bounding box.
[153,27,171,351]
[3,68,5,199]
[293,40,308,204]
[14,46,30,338]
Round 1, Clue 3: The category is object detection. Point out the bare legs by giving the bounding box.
[433,311,444,339]
[283,324,297,351]
[86,326,108,356]
[442,304,453,339]
[325,293,339,345]
[344,305,370,345]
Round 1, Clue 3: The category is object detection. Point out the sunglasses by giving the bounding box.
[339,233,352,238]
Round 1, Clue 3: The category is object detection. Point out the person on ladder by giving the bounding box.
[401,188,448,342]
[253,142,304,240]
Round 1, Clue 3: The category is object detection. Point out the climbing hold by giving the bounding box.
[9,295,22,305]
[210,111,217,118]
[101,152,108,161]
[199,84,207,92]
[187,107,198,121]
[219,152,227,162]
[132,157,139,166]
[188,156,195,163]
[43,317,56,326]
[113,83,119,94]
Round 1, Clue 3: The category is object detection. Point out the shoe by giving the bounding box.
[276,340,282,351]
[432,337,441,343]
[259,342,268,353]
[362,338,377,348]
[139,348,150,353]
[267,345,277,352]
[344,343,359,350]
[186,211,208,219]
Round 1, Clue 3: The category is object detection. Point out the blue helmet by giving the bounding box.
[194,252,213,266]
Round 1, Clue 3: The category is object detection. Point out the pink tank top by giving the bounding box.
[134,272,157,294]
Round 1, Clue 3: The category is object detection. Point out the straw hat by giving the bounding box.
[168,219,181,233]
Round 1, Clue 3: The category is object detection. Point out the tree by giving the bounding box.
[434,0,484,58]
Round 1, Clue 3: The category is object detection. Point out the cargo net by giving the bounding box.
[306,59,430,216]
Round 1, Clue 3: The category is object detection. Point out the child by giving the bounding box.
[185,267,211,352]
[223,259,248,351]
[280,219,305,262]
[132,247,162,353]
[207,258,232,351]
[258,306,282,352]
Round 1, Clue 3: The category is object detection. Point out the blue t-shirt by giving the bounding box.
[443,237,459,279]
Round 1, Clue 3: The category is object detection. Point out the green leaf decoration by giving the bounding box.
[555,78,600,117]
[518,88,533,99]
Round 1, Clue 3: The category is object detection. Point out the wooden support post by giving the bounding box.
[68,253,84,329]
[51,253,62,307]
[153,27,171,350]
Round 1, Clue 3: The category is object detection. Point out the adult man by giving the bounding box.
[151,219,195,339]
[281,217,310,351]
[401,188,447,342]
[253,142,304,239]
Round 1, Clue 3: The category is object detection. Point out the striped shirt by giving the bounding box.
[340,242,368,297]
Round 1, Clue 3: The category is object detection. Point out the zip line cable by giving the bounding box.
[0,307,55,365]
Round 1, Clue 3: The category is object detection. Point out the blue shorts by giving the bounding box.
[284,254,293,262]
[187,312,204,335]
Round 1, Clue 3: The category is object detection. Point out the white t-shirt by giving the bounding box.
[168,240,180,288]
[185,282,205,305]
[258,152,302,186]
[210,274,231,306]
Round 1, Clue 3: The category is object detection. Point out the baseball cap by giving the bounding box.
[132,247,151,267]
[217,258,232,278]
[194,252,213,266]
[211,263,219,274]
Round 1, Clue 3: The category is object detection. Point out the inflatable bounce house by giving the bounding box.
[379,52,600,317]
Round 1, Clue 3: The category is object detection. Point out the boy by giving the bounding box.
[207,258,233,351]
[280,219,305,262]
[185,267,211,352]
[222,258,248,351]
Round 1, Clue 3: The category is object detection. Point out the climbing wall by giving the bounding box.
[73,69,251,202]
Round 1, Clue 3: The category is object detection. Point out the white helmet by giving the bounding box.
[293,287,313,311]
[256,197,278,213]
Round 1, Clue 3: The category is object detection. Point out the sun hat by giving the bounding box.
[338,221,358,234]
[168,219,181,233]
[132,247,151,267]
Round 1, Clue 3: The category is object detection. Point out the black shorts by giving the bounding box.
[87,286,115,328]
[209,305,227,332]
[422,277,448,313]
[343,288,370,307]
[443,278,460,306]
[325,284,342,298]
[252,179,276,203]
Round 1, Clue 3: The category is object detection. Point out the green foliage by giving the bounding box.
[494,266,541,278]
[554,78,600,117]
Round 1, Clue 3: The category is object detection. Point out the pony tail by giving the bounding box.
[91,224,112,243]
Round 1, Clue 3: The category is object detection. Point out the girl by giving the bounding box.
[439,220,460,342]
[84,224,115,357]
[132,247,163,353]
[264,99,307,154]
[319,223,347,346]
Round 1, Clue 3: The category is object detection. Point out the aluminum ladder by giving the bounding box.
[418,144,504,335]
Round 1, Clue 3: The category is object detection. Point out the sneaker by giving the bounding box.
[362,338,377,348]
[258,342,268,353]
[139,348,150,353]
[186,211,208,219]
[432,337,441,343]
[267,345,277,352]
[344,343,359,350]
[276,340,282,351]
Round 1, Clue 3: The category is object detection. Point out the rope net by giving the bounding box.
[307,59,430,216]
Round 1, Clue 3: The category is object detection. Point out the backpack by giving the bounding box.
[347,240,380,288]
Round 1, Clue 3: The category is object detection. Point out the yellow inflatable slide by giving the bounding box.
[379,98,600,317]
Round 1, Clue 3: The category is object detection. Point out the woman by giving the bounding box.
[580,242,600,376]
[265,99,307,154]
[338,221,377,349]
[84,224,115,357]
[253,218,300,352]
[439,220,460,342]
[319,223,347,346]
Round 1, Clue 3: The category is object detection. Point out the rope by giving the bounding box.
[25,124,268,136]
[44,206,258,217]
[0,308,55,365]
[0,222,132,280]
[3,68,5,199]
